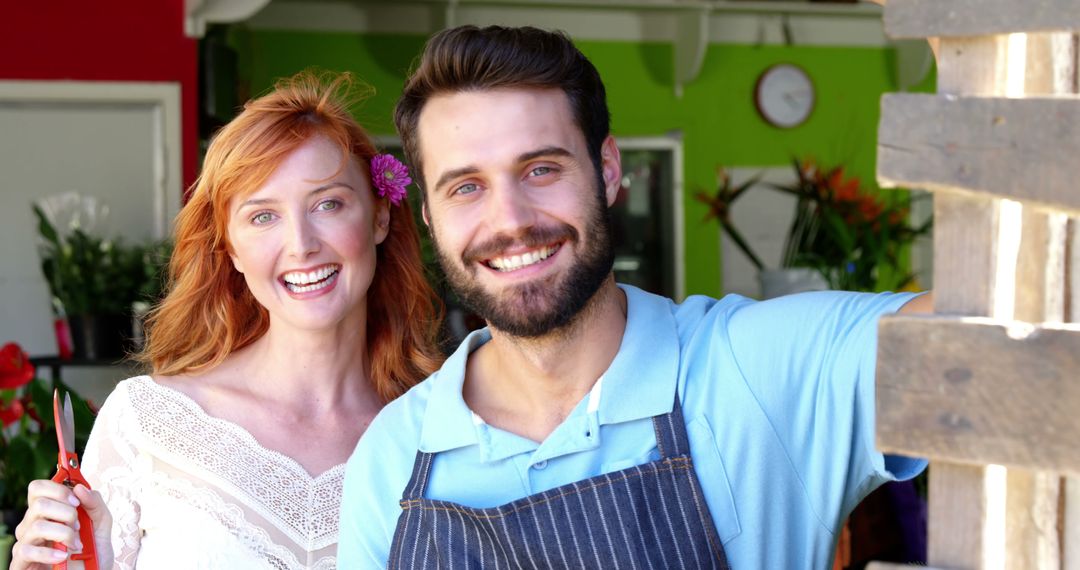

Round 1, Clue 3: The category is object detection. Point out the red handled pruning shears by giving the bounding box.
[50,389,98,570]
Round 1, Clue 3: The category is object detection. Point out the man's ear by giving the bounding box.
[421,200,432,228]
[600,136,622,207]
[374,199,391,245]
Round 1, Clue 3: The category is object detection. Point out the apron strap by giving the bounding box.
[652,393,691,460]
[399,449,436,502]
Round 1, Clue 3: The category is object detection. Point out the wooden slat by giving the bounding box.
[930,463,991,569]
[936,35,1010,95]
[1004,33,1076,570]
[920,36,1010,568]
[1026,32,1079,95]
[1003,209,1068,569]
[1014,209,1068,323]
[878,94,1080,216]
[926,193,1000,567]
[884,0,1080,39]
[876,314,1080,474]
[1005,470,1061,569]
[1067,217,1080,570]
[1014,203,1069,322]
[932,194,999,315]
[1001,212,1058,568]
[1068,477,1080,570]
[1068,219,1080,321]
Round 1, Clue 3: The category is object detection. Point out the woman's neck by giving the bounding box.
[225,314,380,415]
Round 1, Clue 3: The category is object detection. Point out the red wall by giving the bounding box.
[0,1,198,188]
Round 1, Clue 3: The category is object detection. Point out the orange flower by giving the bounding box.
[834,176,861,203]
[857,197,883,221]
[0,343,35,390]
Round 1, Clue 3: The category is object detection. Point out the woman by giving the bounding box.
[11,70,442,569]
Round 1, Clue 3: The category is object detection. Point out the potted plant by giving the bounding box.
[0,342,94,565]
[697,158,931,296]
[32,194,171,360]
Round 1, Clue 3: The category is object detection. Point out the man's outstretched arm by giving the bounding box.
[899,291,934,315]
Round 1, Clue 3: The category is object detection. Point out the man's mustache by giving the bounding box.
[462,224,578,264]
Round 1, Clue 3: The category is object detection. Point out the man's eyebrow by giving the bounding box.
[235,182,355,214]
[517,146,574,163]
[433,166,481,194]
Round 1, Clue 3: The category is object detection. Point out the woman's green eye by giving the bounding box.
[318,200,340,211]
[253,212,274,225]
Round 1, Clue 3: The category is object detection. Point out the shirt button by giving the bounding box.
[532,460,548,470]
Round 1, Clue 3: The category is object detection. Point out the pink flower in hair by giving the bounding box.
[371,154,411,205]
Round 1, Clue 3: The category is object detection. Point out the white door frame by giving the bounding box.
[0,80,184,238]
[616,135,685,300]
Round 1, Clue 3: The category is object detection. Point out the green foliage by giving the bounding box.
[0,378,94,513]
[769,159,932,292]
[33,204,171,315]
[138,240,174,302]
[703,159,932,293]
[695,171,764,271]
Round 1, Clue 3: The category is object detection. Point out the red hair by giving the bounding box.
[138,71,443,401]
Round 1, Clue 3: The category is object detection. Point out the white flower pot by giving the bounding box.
[759,268,829,299]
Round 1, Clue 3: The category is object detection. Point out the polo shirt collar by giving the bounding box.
[418,329,490,454]
[596,285,680,425]
[417,284,681,456]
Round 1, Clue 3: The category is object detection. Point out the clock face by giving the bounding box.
[754,64,815,129]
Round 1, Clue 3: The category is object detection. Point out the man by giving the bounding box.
[340,25,930,569]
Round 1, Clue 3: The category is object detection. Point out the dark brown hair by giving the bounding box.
[139,70,443,402]
[394,25,610,190]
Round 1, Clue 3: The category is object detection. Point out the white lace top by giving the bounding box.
[81,376,343,570]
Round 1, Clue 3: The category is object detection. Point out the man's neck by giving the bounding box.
[463,277,627,443]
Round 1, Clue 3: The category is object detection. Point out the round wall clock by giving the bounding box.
[754,63,815,129]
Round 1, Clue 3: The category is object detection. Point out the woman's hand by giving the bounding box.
[11,480,115,569]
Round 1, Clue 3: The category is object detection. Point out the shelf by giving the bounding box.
[357,0,882,17]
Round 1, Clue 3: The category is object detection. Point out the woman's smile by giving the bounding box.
[280,263,342,296]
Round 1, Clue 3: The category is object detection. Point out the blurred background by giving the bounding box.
[0,2,934,565]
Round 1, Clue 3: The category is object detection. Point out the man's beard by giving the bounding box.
[433,191,614,339]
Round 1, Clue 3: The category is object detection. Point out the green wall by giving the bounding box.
[231,28,916,298]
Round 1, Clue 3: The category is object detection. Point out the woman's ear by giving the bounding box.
[230,253,244,274]
[374,199,391,245]
[226,239,244,273]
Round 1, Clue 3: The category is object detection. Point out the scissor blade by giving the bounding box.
[62,392,75,452]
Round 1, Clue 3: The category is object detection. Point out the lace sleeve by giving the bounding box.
[81,381,146,570]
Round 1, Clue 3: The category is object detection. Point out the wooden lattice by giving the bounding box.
[868,2,1080,569]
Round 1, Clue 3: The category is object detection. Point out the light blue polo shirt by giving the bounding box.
[339,285,926,568]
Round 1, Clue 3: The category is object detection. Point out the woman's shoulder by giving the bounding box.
[101,374,154,409]
[148,373,202,401]
[106,372,216,421]
[147,361,240,405]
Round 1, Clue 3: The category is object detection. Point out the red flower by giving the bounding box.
[0,398,24,427]
[0,343,35,390]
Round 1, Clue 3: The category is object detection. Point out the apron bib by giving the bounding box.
[388,395,730,569]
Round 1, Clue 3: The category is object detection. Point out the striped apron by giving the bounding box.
[387,396,731,569]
